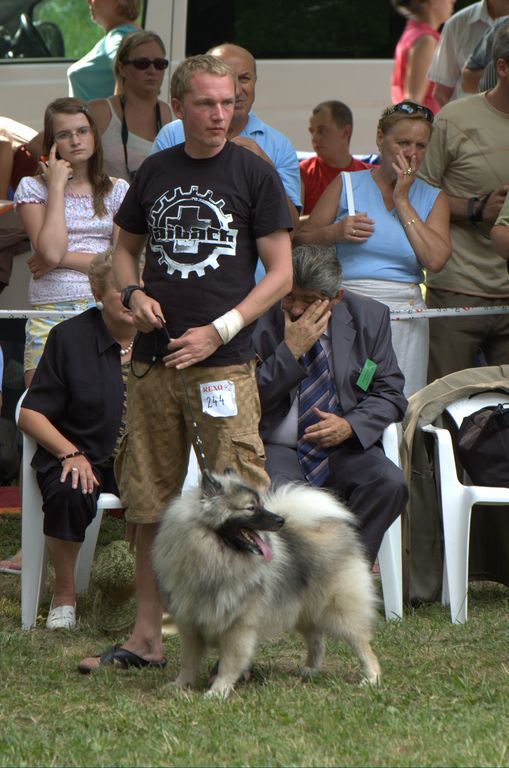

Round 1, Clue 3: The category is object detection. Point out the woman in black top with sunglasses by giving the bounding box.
[88,31,172,182]
[295,101,451,396]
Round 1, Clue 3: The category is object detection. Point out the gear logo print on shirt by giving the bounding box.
[148,186,237,278]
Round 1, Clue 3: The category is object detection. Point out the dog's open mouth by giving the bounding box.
[238,529,273,562]
[217,521,278,562]
[216,507,283,562]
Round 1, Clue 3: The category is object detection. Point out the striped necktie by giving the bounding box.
[297,339,338,486]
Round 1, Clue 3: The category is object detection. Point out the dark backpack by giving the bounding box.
[456,404,509,487]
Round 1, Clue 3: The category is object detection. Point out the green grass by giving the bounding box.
[1,514,509,767]
[35,0,102,59]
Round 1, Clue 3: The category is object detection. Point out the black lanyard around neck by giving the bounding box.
[120,96,162,181]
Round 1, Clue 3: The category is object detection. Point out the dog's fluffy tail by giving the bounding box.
[264,482,355,528]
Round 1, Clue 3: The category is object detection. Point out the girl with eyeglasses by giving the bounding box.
[295,102,451,397]
[87,31,172,182]
[14,97,129,387]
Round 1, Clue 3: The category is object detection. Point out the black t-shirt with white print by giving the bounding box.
[114,140,291,366]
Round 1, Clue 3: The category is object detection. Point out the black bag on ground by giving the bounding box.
[456,404,509,487]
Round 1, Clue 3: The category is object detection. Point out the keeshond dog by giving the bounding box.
[152,471,380,697]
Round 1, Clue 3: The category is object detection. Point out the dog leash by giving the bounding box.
[155,315,212,479]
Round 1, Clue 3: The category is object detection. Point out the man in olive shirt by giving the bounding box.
[419,23,509,380]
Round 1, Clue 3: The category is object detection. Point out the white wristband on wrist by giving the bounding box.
[212,309,245,344]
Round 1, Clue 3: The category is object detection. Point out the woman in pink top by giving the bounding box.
[391,0,455,114]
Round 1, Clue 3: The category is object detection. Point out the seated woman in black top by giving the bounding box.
[18,250,135,630]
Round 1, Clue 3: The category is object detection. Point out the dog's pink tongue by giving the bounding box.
[253,533,272,562]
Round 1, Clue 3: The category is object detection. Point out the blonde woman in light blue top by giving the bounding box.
[295,102,451,396]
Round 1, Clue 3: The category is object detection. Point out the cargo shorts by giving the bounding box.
[115,359,269,524]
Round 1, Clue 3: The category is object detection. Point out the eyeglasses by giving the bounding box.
[54,125,92,142]
[383,101,434,124]
[126,57,169,71]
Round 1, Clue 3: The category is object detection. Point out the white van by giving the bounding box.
[1,0,475,150]
[0,0,416,155]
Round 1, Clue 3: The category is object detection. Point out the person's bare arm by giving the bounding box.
[491,222,509,259]
[404,35,438,104]
[86,99,113,135]
[432,82,454,107]
[26,131,43,160]
[164,229,293,370]
[391,152,451,272]
[446,186,509,224]
[397,189,451,272]
[460,66,483,94]
[294,174,374,246]
[236,229,293,321]
[112,229,163,332]
[27,249,96,279]
[23,182,122,279]
[18,407,98,493]
[17,144,73,270]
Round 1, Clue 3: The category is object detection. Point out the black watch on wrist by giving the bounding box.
[121,284,144,309]
[467,196,480,225]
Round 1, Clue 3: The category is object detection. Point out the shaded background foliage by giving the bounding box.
[186,0,475,60]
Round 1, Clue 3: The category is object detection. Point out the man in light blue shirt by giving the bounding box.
[152,44,301,230]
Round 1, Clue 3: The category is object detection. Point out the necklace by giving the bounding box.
[120,96,162,181]
[119,340,134,357]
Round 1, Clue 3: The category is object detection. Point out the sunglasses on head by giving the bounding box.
[384,101,434,124]
[126,57,169,70]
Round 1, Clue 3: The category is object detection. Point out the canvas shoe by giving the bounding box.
[46,602,76,630]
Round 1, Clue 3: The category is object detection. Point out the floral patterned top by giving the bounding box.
[14,176,129,305]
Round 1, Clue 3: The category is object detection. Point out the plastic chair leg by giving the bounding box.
[21,493,47,630]
[441,498,472,624]
[377,516,403,620]
[441,556,450,606]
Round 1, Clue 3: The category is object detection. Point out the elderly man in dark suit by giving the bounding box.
[253,244,408,565]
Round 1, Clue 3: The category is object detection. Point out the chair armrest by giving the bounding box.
[382,423,400,468]
[422,423,461,489]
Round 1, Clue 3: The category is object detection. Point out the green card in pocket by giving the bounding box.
[356,359,377,391]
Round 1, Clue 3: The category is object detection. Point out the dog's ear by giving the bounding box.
[201,470,223,498]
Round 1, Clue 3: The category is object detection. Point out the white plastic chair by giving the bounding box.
[15,393,123,629]
[16,391,201,630]
[422,392,509,624]
[377,423,403,621]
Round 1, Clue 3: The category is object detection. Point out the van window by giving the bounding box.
[0,0,145,61]
[186,0,474,59]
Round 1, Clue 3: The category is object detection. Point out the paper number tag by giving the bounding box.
[200,379,238,418]
[356,359,377,391]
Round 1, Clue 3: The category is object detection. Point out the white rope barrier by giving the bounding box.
[0,306,509,321]
[389,305,509,321]
[0,310,79,319]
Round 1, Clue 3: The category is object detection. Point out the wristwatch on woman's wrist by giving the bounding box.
[121,284,144,309]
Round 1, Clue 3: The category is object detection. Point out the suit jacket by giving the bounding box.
[253,289,407,449]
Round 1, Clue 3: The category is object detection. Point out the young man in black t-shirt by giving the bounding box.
[79,54,292,674]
